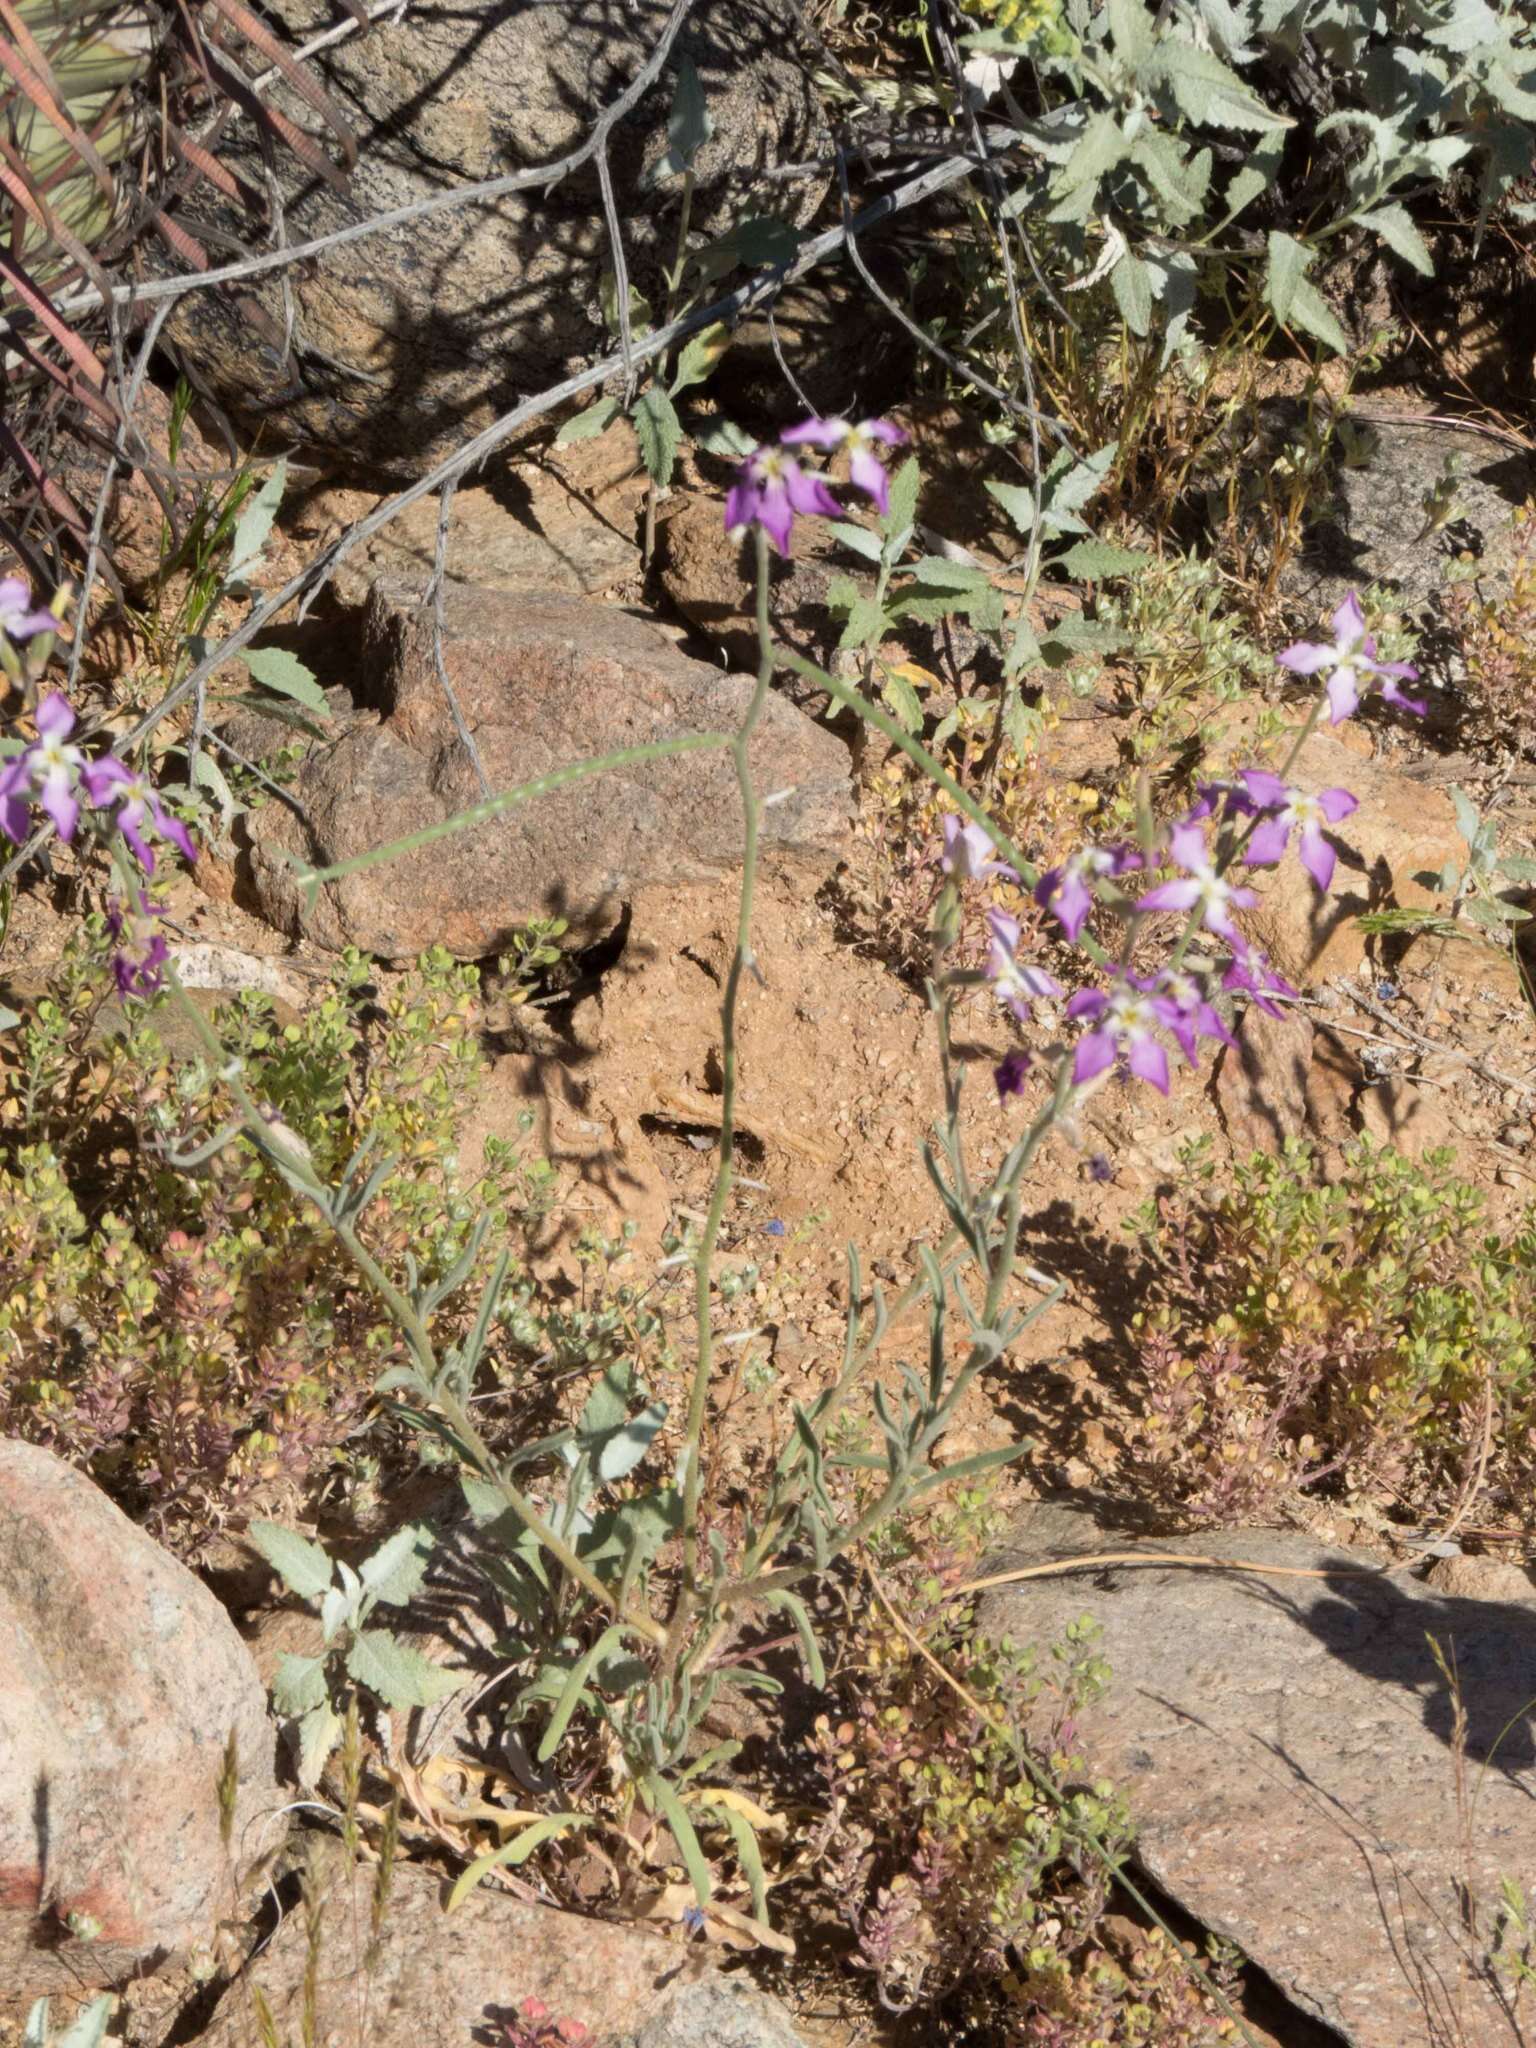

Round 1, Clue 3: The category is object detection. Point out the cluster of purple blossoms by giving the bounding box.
[0,583,197,997]
[938,588,1423,1102]
[726,414,908,556]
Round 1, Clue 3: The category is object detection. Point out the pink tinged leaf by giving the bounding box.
[1244,816,1292,866]
[1325,666,1361,724]
[780,417,849,450]
[1072,1028,1117,1085]
[847,444,890,513]
[1125,1033,1171,1093]
[1136,878,1202,914]
[1276,639,1333,676]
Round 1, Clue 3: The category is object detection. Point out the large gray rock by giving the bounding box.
[195,1857,808,2048]
[241,583,852,960]
[166,0,827,477]
[983,1500,1536,2048]
[0,1439,278,1994]
[1288,419,1535,623]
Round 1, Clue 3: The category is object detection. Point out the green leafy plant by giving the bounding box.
[1132,1136,1536,1521]
[22,1994,115,2048]
[250,1517,462,1784]
[1358,783,1536,953]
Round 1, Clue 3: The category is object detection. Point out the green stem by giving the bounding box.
[161,972,662,1643]
[669,528,775,1657]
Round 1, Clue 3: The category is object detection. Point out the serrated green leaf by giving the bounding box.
[1287,275,1349,354]
[644,1772,712,1905]
[227,459,286,582]
[556,396,622,445]
[632,387,682,486]
[1056,538,1151,579]
[1108,0,1155,65]
[1156,38,1293,130]
[985,479,1037,537]
[272,1652,329,1718]
[191,749,238,833]
[446,1814,583,1910]
[883,455,921,539]
[1498,856,1536,883]
[359,1521,435,1607]
[1110,250,1153,335]
[248,1520,333,1602]
[881,668,923,733]
[1358,203,1434,276]
[837,595,892,652]
[345,1629,463,1710]
[828,520,884,562]
[53,1998,115,2048]
[1265,230,1309,324]
[296,1700,340,1787]
[906,556,994,591]
[1051,109,1130,208]
[670,321,730,397]
[241,645,328,715]
[1465,896,1528,928]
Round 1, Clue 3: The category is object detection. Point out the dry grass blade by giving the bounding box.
[0,137,112,296]
[0,248,112,410]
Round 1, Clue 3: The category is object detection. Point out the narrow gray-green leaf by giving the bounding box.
[702,1797,768,1921]
[227,458,287,581]
[241,645,328,715]
[644,1772,713,1905]
[538,1623,634,1762]
[1110,249,1153,336]
[446,1814,582,1910]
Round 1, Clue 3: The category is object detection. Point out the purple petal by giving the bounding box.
[0,795,28,844]
[1298,821,1336,891]
[1072,1027,1117,1085]
[118,814,155,874]
[847,444,890,514]
[1017,964,1063,999]
[1276,639,1333,676]
[1325,667,1360,724]
[39,766,78,841]
[859,418,907,446]
[1370,658,1420,681]
[783,461,840,520]
[780,418,849,449]
[1240,769,1289,809]
[1125,1033,1171,1093]
[1066,987,1109,1022]
[1137,879,1202,914]
[995,1050,1030,1101]
[1047,868,1093,941]
[1317,787,1358,823]
[80,755,130,804]
[724,476,759,536]
[1330,591,1365,646]
[1164,822,1208,872]
[755,479,795,556]
[1244,817,1292,867]
[987,907,1021,952]
[1380,678,1427,717]
[34,693,75,743]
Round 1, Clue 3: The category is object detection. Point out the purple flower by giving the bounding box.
[941,814,1016,883]
[1034,843,1143,944]
[1136,823,1257,944]
[1240,770,1357,891]
[0,692,85,841]
[985,909,1063,1021]
[725,445,839,556]
[1277,592,1424,724]
[779,417,908,516]
[1151,968,1235,1067]
[81,755,196,874]
[105,891,171,999]
[995,1048,1031,1101]
[1067,976,1171,1095]
[0,576,57,643]
[1222,945,1299,1018]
